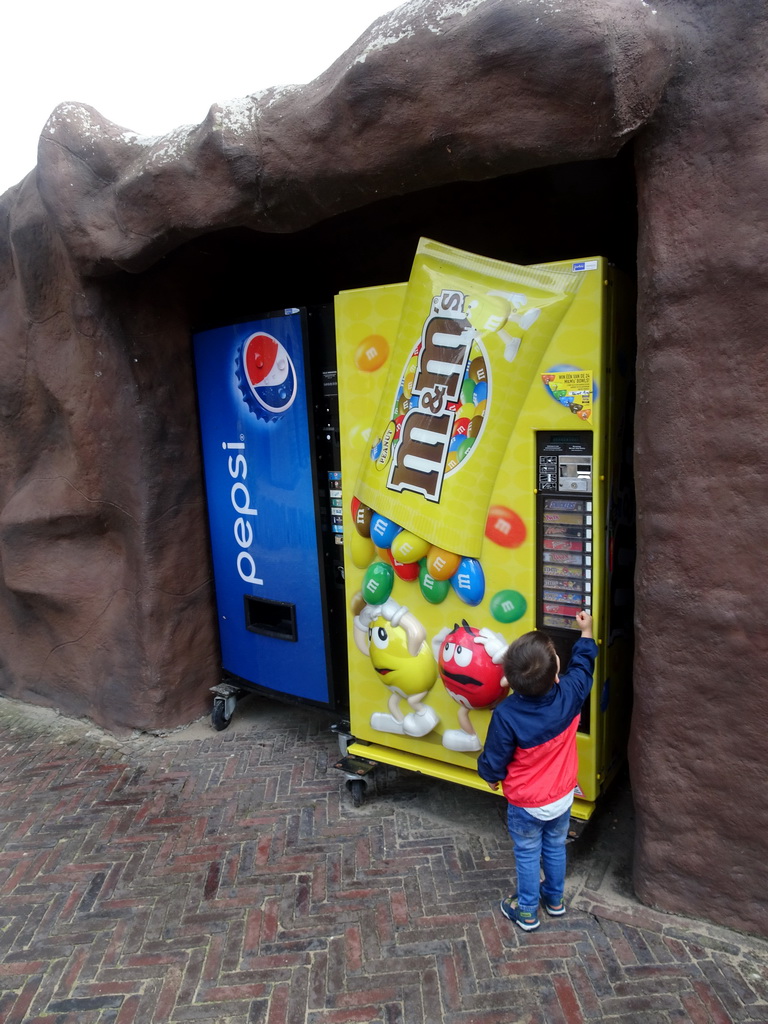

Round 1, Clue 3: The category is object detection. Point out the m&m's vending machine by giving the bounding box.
[193,306,348,729]
[334,240,634,819]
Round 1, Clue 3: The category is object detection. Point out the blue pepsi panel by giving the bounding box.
[193,310,331,704]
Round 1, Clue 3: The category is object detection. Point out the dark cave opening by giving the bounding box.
[169,146,638,330]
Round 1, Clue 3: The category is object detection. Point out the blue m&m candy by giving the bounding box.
[369,513,400,549]
[450,556,485,606]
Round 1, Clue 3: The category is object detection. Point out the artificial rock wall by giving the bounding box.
[0,0,766,936]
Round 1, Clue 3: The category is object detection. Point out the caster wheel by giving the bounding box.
[212,698,233,731]
[348,778,366,807]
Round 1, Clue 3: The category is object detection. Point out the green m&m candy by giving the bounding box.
[490,589,527,623]
[458,436,476,461]
[362,561,394,605]
[461,376,476,405]
[418,562,450,604]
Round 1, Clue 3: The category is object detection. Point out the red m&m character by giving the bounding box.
[433,621,508,752]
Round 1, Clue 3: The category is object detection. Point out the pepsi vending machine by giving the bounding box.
[192,307,348,728]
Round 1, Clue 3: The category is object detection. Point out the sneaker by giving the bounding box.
[499,895,540,931]
[541,896,566,917]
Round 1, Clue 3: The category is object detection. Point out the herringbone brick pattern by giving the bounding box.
[1,696,767,1023]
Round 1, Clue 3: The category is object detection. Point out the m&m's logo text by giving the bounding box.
[387,290,476,502]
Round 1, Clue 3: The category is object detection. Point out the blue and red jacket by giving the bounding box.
[477,637,597,808]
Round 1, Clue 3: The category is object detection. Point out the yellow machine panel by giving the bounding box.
[335,243,633,819]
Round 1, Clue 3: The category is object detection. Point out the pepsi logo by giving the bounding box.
[237,332,297,420]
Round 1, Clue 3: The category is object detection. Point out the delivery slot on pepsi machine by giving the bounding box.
[334,243,635,820]
[192,306,348,731]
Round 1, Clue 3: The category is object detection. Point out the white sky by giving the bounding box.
[1,0,405,196]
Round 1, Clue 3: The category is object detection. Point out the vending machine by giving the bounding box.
[334,241,633,819]
[193,306,348,728]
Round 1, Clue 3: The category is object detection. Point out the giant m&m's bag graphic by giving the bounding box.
[350,239,582,607]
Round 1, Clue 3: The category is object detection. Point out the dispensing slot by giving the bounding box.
[244,596,298,641]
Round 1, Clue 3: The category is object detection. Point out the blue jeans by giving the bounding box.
[507,803,571,914]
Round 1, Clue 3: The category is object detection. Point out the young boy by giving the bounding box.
[477,611,597,931]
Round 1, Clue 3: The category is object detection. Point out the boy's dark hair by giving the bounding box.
[502,630,558,697]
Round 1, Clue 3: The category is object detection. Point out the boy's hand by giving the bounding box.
[575,610,593,637]
[486,781,500,792]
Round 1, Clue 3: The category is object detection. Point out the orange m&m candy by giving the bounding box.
[426,546,461,581]
[354,335,389,372]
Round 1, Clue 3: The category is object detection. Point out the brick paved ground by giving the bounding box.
[1,693,767,1024]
